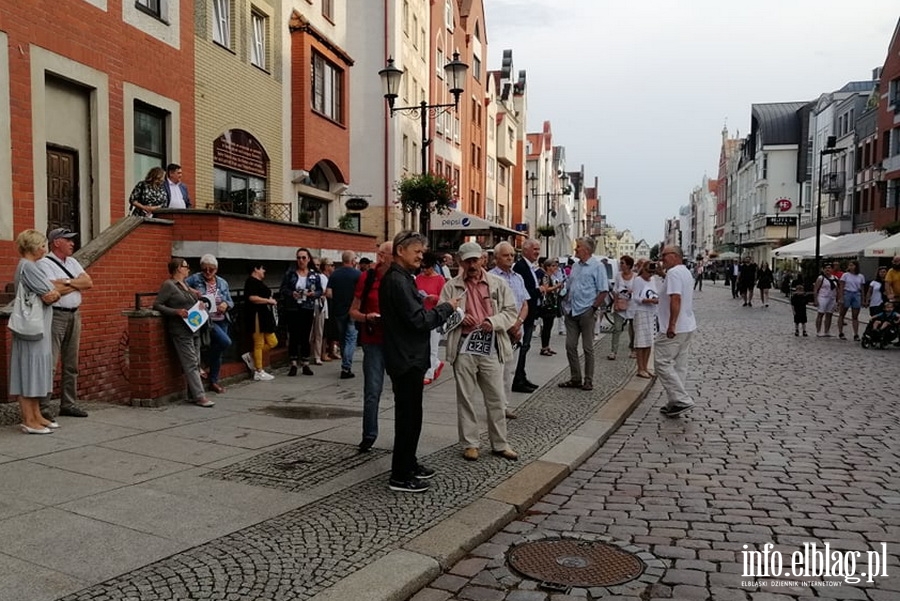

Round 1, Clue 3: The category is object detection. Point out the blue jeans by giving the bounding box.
[334,313,358,372]
[203,321,232,384]
[362,343,385,442]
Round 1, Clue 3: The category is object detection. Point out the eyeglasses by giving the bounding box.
[180,264,190,269]
[297,256,309,261]
[201,266,216,272]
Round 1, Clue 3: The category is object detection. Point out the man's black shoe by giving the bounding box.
[59,405,88,418]
[413,464,436,480]
[340,370,356,380]
[389,477,429,493]
[521,379,539,389]
[358,438,375,453]
[288,365,298,377]
[663,403,694,418]
[511,382,537,393]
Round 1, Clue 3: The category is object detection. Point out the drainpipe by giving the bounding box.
[382,0,390,243]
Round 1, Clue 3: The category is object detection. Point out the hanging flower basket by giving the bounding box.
[536,225,556,238]
[395,172,455,215]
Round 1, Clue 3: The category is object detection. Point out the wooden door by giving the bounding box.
[47,146,79,233]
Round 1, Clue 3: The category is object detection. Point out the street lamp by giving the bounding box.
[379,53,468,235]
[815,135,844,274]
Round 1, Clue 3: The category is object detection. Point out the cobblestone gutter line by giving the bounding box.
[57,339,636,601]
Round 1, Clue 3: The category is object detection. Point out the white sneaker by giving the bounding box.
[254,370,275,381]
[241,352,254,372]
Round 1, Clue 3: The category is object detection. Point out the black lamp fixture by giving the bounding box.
[378,52,468,237]
[815,135,845,274]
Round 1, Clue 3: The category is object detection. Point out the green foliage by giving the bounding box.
[337,213,357,231]
[883,221,900,236]
[536,225,556,238]
[395,172,455,215]
[650,243,660,260]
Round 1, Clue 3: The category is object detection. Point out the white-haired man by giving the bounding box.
[489,241,530,416]
[441,242,519,462]
[656,245,697,417]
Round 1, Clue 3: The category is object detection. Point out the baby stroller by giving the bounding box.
[860,320,899,349]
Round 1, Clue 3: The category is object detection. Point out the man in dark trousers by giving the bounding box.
[511,238,541,393]
[380,231,459,493]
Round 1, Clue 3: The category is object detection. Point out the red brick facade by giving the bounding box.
[0,0,195,283]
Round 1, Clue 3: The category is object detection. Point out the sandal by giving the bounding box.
[607,353,617,361]
[540,348,552,356]
[637,371,653,379]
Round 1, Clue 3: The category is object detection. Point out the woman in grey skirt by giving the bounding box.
[153,257,214,407]
[9,230,62,434]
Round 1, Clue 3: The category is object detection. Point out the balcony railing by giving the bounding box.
[821,172,846,195]
[204,201,293,222]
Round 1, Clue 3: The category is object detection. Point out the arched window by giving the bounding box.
[213,130,270,216]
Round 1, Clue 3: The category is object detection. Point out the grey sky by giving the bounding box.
[484,0,899,244]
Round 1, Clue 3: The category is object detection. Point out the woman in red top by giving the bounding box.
[416,253,447,384]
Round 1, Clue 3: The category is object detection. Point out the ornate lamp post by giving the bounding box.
[379,53,468,236]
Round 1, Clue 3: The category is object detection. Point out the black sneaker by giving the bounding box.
[302,365,314,376]
[358,438,375,453]
[389,477,429,493]
[413,464,436,480]
[288,365,298,377]
[664,403,694,418]
[59,405,88,418]
[340,370,355,380]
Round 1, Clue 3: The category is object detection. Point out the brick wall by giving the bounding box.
[0,214,375,405]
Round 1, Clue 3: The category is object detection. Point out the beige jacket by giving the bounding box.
[440,270,518,365]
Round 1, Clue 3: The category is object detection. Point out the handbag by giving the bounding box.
[9,275,44,341]
[614,296,629,312]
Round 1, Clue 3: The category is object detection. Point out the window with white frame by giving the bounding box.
[402,134,409,171]
[436,48,444,78]
[402,0,409,33]
[213,0,230,47]
[322,0,333,21]
[445,0,453,30]
[412,15,418,48]
[487,157,495,179]
[311,52,343,123]
[251,11,267,69]
[473,56,481,81]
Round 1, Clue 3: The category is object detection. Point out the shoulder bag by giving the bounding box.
[9,273,44,341]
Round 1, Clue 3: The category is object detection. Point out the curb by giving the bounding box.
[307,371,655,601]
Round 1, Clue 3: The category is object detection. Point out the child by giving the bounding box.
[870,301,899,336]
[790,284,809,337]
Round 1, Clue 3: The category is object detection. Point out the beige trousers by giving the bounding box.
[453,352,510,451]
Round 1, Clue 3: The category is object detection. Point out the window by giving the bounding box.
[412,15,419,49]
[412,142,418,172]
[486,157,495,179]
[436,48,444,78]
[402,0,409,33]
[133,102,167,184]
[299,195,330,227]
[251,11,267,70]
[498,164,507,186]
[473,56,481,82]
[402,134,409,170]
[322,0,333,21]
[136,0,161,18]
[213,0,230,47]
[311,52,343,123]
[445,0,453,30]
[215,168,266,213]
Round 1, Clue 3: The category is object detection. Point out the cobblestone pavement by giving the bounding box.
[54,334,635,600]
[412,285,900,601]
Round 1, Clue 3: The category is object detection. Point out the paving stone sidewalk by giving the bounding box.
[413,285,900,601]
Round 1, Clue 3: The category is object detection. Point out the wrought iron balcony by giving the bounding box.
[204,201,293,222]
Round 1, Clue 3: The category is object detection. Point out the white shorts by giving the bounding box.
[816,296,836,314]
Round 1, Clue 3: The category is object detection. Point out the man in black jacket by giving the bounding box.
[380,231,459,493]
[511,238,541,392]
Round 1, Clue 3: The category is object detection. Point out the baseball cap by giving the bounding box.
[458,242,483,262]
[48,228,78,243]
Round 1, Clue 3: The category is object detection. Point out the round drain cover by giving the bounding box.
[508,539,644,588]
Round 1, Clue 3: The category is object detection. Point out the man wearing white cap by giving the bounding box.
[38,228,93,418]
[440,242,519,462]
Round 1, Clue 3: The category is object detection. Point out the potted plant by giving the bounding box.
[337,213,357,231]
[536,224,556,238]
[396,172,455,233]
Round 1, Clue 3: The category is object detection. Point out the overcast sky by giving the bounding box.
[484,0,899,244]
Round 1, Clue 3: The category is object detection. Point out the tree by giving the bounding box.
[395,172,455,235]
[650,244,660,260]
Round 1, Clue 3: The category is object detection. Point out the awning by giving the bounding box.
[710,251,740,261]
[864,232,900,257]
[431,209,523,237]
[819,232,887,257]
[772,234,836,259]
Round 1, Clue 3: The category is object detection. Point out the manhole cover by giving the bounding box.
[508,538,644,588]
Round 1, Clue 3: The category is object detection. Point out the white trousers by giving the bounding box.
[453,352,510,450]
[653,331,694,408]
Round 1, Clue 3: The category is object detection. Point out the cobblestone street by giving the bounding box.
[412,284,900,601]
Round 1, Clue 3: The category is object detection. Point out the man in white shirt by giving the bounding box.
[38,228,94,419]
[656,245,697,418]
[164,163,192,209]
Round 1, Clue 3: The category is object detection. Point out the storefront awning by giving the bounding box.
[819,232,887,258]
[772,234,836,259]
[864,232,900,257]
[431,209,523,237]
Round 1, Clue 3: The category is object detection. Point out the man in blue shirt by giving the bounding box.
[559,237,609,391]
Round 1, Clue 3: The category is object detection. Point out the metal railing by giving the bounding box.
[204,201,293,222]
